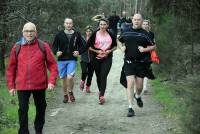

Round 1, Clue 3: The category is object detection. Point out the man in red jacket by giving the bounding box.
[6,22,58,134]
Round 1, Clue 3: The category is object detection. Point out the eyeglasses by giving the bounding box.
[100,24,107,26]
[23,30,36,33]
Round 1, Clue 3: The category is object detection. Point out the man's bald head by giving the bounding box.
[22,22,37,32]
[133,13,143,20]
[22,22,37,42]
[132,13,143,29]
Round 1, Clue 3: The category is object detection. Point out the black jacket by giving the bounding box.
[52,30,85,61]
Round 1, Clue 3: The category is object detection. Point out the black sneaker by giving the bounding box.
[127,108,135,117]
[134,94,143,108]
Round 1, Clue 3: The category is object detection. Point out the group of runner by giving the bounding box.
[52,17,117,105]
[6,11,157,134]
[52,12,157,117]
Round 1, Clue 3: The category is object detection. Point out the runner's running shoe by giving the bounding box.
[69,92,75,102]
[80,80,85,91]
[127,108,135,117]
[134,94,143,108]
[85,85,91,93]
[63,95,68,103]
[99,96,105,105]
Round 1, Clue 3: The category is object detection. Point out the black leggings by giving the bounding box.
[80,61,94,86]
[93,56,112,96]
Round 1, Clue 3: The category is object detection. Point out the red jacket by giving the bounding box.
[6,39,58,90]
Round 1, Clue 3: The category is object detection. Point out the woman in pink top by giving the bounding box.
[87,18,117,104]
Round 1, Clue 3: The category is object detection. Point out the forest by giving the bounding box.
[0,0,200,134]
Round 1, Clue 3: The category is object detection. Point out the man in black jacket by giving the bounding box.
[118,11,132,33]
[52,18,84,103]
[108,11,120,37]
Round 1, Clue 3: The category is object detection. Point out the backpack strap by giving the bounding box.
[15,41,21,57]
[38,39,46,58]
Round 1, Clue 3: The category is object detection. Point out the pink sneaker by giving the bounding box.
[85,86,91,93]
[80,80,85,91]
[99,96,105,105]
[69,92,75,102]
[63,95,68,103]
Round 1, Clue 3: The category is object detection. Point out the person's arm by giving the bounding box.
[138,32,156,53]
[89,47,102,54]
[6,45,17,95]
[44,43,58,89]
[105,46,117,55]
[117,34,126,52]
[138,44,156,53]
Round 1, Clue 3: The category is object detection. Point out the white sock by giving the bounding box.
[129,105,133,109]
[135,93,141,99]
[143,77,148,91]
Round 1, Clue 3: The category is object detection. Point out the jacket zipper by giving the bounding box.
[27,45,31,88]
[68,37,70,50]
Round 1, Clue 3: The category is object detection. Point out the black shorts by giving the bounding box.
[124,60,155,79]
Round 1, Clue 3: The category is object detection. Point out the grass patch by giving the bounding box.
[151,78,190,133]
[0,128,17,134]
[151,76,200,134]
[151,79,186,118]
[0,81,36,133]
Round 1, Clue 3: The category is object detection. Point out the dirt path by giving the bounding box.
[43,49,181,134]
